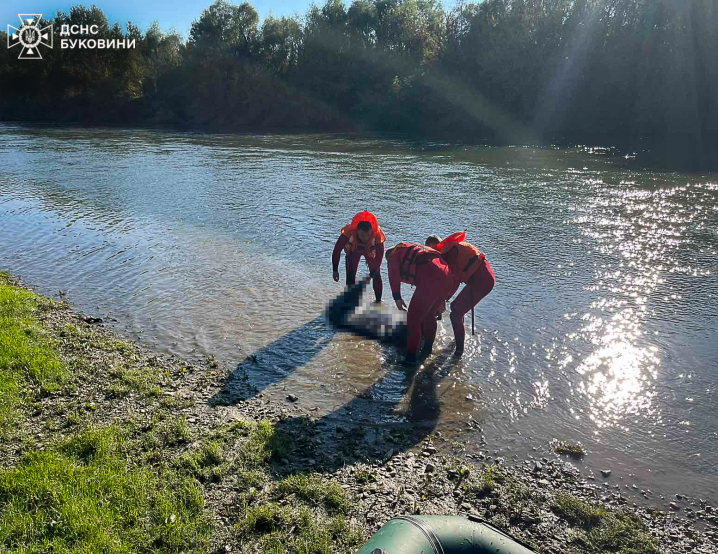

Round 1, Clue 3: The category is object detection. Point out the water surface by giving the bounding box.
[1,124,716,505]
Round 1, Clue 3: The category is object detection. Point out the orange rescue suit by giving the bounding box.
[439,241,485,284]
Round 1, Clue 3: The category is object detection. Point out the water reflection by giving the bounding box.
[575,311,660,429]
[563,175,718,437]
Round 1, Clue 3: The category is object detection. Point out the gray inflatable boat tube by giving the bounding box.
[356,515,539,554]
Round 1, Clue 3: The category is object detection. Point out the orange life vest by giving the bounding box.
[441,241,485,284]
[391,242,443,286]
[340,211,386,260]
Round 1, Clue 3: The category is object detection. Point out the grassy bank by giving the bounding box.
[0,271,365,553]
[0,272,68,440]
[0,270,714,553]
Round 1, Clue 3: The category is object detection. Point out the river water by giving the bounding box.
[1,124,716,506]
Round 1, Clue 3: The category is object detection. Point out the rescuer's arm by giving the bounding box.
[332,235,349,282]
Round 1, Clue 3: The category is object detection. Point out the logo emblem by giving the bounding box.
[7,14,53,59]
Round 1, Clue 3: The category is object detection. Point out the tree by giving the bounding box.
[190,0,259,59]
[261,15,302,76]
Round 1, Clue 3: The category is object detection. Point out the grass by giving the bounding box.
[236,467,269,492]
[275,473,351,515]
[172,423,361,552]
[179,440,228,483]
[587,510,659,554]
[91,335,134,354]
[175,419,292,486]
[553,493,658,554]
[236,420,292,467]
[552,439,586,459]
[474,463,506,495]
[453,461,656,554]
[239,504,364,554]
[0,271,369,553]
[0,407,354,553]
[160,392,196,410]
[0,425,210,553]
[554,493,607,526]
[0,272,69,440]
[107,364,163,398]
[354,468,376,484]
[60,322,134,357]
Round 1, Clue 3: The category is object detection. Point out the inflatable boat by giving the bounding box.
[357,514,538,554]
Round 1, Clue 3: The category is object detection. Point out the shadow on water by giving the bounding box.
[209,277,471,474]
[210,277,385,407]
[269,346,464,475]
[209,316,334,404]
[208,320,467,475]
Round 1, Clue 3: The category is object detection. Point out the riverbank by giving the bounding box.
[1,269,716,553]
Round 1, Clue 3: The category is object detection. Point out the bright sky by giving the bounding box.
[2,0,315,39]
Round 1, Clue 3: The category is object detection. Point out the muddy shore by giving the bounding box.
[2,270,717,553]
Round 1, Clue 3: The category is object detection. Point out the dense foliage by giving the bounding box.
[1,0,716,154]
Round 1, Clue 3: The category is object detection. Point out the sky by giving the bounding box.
[1,0,315,39]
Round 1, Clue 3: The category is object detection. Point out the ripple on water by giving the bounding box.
[1,125,717,503]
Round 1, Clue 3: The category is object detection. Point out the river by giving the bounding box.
[1,123,716,507]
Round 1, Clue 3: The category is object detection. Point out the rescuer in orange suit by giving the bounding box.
[432,232,495,357]
[332,211,386,303]
[385,242,454,365]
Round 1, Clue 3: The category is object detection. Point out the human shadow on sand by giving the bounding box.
[268,346,471,476]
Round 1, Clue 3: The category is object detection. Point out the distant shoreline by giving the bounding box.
[2,118,715,172]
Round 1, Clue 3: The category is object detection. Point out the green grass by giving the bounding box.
[140,415,193,458]
[0,425,210,553]
[59,322,133,356]
[174,424,362,552]
[587,510,659,554]
[456,463,508,507]
[553,493,607,526]
[107,364,163,398]
[354,469,376,485]
[0,272,69,439]
[0,271,366,554]
[179,440,228,483]
[234,420,291,467]
[175,419,290,485]
[66,411,82,427]
[90,336,134,354]
[239,504,364,554]
[553,494,658,554]
[236,468,269,492]
[275,474,351,515]
[478,464,505,494]
[159,393,196,410]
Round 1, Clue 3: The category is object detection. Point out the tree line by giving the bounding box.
[1,0,716,159]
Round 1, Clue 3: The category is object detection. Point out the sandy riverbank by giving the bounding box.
[1,269,716,553]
